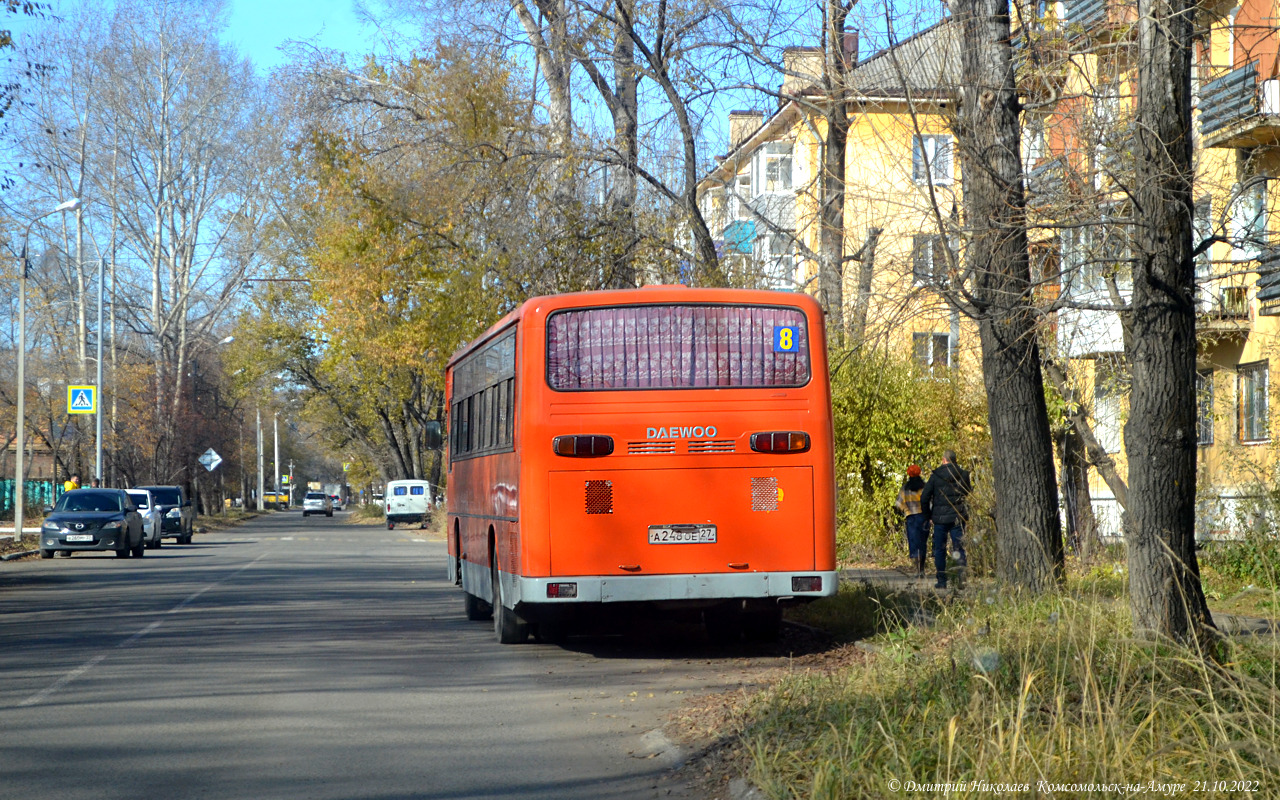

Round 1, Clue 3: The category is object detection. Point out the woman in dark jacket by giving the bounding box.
[895,465,929,578]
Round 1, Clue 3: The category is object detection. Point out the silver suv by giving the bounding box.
[302,492,333,518]
[133,484,194,544]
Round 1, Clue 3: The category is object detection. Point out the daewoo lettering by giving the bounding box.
[646,426,718,439]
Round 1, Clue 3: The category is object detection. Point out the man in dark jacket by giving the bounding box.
[920,450,971,589]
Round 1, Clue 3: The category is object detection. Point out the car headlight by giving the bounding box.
[42,521,59,531]
[167,508,181,518]
[102,520,123,530]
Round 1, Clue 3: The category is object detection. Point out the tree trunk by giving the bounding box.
[849,227,881,342]
[1058,422,1099,559]
[1127,0,1215,645]
[955,0,1063,591]
[818,0,853,344]
[606,0,639,289]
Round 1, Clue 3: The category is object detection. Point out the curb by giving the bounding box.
[2,550,38,561]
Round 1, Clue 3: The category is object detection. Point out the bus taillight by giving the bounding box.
[750,431,810,453]
[547,582,578,598]
[792,576,823,592]
[552,435,615,457]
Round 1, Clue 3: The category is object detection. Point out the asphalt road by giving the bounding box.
[0,510,791,800]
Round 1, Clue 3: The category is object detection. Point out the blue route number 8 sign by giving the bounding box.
[773,326,798,353]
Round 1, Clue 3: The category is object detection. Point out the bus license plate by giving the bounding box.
[648,525,716,544]
[65,534,94,542]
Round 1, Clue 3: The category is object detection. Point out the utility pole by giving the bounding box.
[288,459,295,507]
[95,258,104,483]
[256,408,264,511]
[273,412,280,508]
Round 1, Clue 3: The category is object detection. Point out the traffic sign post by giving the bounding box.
[67,385,96,415]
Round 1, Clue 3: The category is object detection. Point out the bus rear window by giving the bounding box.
[547,304,810,390]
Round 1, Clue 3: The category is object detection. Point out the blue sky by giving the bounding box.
[223,0,375,72]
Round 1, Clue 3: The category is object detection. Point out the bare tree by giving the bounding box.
[1126,0,1215,645]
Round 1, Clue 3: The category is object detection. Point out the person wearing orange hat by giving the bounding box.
[895,464,929,578]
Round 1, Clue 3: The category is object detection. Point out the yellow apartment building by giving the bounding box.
[696,6,1280,539]
[695,21,982,376]
[1048,0,1280,537]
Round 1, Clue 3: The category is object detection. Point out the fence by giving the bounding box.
[0,479,63,520]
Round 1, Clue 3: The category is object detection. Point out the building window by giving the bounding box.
[912,332,952,369]
[912,135,953,185]
[760,142,793,193]
[1197,370,1214,446]
[1230,179,1267,260]
[912,234,946,286]
[1238,360,1269,443]
[733,172,752,219]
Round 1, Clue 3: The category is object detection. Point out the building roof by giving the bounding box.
[848,19,959,97]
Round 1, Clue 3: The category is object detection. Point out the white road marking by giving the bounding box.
[17,553,268,708]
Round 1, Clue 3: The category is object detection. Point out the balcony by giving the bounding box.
[1060,0,1136,41]
[1200,62,1280,148]
[1257,249,1280,315]
[1197,285,1251,335]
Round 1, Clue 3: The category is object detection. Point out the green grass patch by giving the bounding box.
[739,585,1280,798]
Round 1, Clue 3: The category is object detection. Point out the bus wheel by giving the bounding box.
[464,590,491,621]
[492,562,529,644]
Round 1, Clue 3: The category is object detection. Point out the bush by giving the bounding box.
[829,347,988,563]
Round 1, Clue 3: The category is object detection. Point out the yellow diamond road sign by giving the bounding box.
[67,385,97,415]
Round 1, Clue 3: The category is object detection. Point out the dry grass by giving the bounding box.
[685,581,1280,799]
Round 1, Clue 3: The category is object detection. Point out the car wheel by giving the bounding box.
[40,550,53,559]
[492,560,529,644]
[303,512,308,518]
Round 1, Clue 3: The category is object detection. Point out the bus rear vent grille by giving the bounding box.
[585,480,613,514]
[628,441,676,455]
[751,477,778,512]
[688,440,735,453]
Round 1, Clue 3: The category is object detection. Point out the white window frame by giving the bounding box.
[1197,370,1214,446]
[757,142,794,194]
[912,135,953,186]
[912,332,953,370]
[1238,360,1269,443]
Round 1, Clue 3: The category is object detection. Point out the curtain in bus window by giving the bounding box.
[546,304,809,389]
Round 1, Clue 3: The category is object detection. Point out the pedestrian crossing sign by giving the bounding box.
[67,385,97,415]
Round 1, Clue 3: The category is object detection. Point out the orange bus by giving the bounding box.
[444,286,838,643]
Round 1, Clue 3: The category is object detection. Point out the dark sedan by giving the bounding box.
[40,489,146,559]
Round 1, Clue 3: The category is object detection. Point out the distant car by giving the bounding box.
[40,489,145,559]
[125,489,163,550]
[133,485,194,544]
[302,492,333,518]
[329,494,343,511]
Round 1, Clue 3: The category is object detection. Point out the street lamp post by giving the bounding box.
[14,198,81,542]
[273,412,280,507]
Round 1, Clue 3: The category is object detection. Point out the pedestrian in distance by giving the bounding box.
[894,464,929,578]
[90,477,101,488]
[920,449,972,589]
[63,474,80,493]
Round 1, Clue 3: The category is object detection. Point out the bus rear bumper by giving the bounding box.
[514,571,838,605]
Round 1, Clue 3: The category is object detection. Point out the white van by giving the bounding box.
[384,480,433,530]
